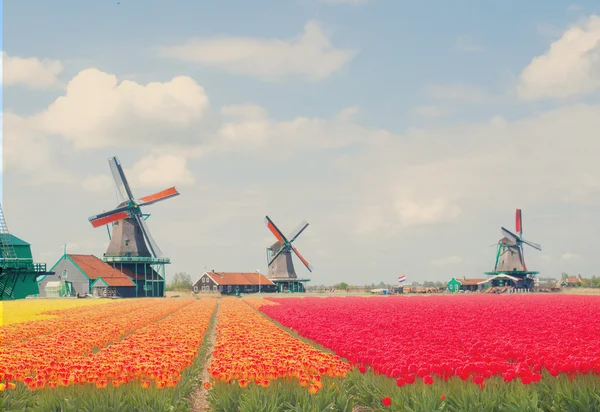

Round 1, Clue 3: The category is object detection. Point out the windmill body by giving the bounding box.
[265,216,312,292]
[105,213,152,257]
[483,209,541,291]
[495,237,526,272]
[268,241,298,279]
[88,157,179,297]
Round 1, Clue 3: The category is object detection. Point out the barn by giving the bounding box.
[447,277,487,292]
[193,271,276,295]
[37,254,136,298]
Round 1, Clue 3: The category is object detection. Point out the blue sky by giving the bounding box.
[3,1,600,285]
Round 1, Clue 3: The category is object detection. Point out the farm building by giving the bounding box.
[562,275,583,287]
[193,271,277,295]
[36,254,136,298]
[447,277,486,292]
[477,274,524,288]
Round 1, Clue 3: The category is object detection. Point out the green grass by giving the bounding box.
[208,377,354,412]
[205,369,600,412]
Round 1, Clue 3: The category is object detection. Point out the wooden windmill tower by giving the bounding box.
[484,209,541,290]
[88,156,179,297]
[265,216,313,293]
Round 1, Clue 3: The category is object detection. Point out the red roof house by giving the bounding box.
[193,271,276,294]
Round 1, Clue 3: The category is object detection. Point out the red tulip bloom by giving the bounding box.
[382,397,392,407]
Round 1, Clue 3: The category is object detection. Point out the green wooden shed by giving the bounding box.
[447,278,462,293]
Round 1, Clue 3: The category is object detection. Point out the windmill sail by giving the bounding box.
[109,157,134,202]
[265,216,313,279]
[89,156,178,260]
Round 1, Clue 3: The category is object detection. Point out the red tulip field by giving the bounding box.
[2,294,600,411]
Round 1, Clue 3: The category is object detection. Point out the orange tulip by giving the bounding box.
[308,384,320,395]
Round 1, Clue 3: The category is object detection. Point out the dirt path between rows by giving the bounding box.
[190,299,220,412]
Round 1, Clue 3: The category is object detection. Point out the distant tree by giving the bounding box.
[334,282,349,291]
[411,281,420,287]
[168,272,193,291]
[561,272,569,282]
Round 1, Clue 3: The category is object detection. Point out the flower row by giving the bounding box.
[260,295,600,386]
[207,298,350,393]
[47,298,217,390]
[1,299,156,346]
[0,298,198,389]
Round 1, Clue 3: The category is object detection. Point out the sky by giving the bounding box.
[2,0,600,286]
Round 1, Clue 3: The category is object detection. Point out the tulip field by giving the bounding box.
[2,294,600,411]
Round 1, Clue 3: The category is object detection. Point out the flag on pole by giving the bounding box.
[398,275,406,284]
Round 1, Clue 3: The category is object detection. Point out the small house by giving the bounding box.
[562,275,583,287]
[447,277,486,292]
[193,271,276,294]
[37,254,136,297]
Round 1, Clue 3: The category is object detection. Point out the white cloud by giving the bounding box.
[35,68,209,149]
[2,112,72,184]
[157,21,357,81]
[518,15,600,100]
[411,105,451,118]
[337,106,360,121]
[81,174,114,193]
[394,198,462,227]
[126,154,195,189]
[2,52,63,89]
[431,256,469,267]
[425,84,491,103]
[216,103,378,153]
[561,252,581,260]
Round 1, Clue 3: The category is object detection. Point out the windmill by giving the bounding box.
[484,209,541,290]
[88,156,179,296]
[0,203,52,300]
[265,216,313,293]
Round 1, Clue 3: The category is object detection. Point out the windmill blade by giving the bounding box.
[138,187,180,207]
[516,209,522,235]
[268,246,286,267]
[109,157,135,201]
[88,206,131,228]
[520,238,541,251]
[134,214,163,257]
[501,227,520,242]
[292,246,313,272]
[288,220,309,243]
[265,216,288,243]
